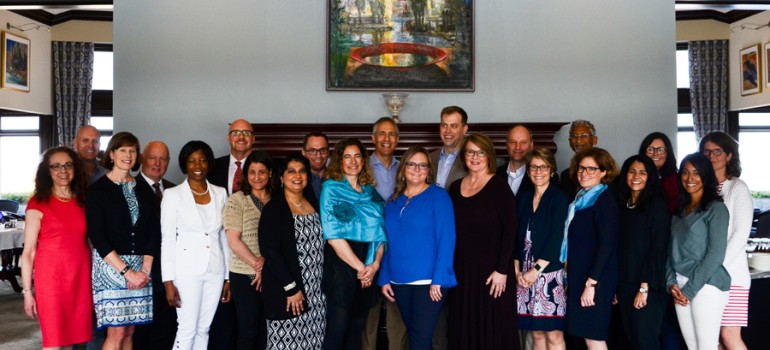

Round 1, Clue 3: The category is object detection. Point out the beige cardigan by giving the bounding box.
[223,192,263,275]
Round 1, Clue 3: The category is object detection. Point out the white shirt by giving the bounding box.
[506,163,526,195]
[140,172,166,192]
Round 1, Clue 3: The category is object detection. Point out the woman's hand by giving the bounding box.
[670,285,689,306]
[580,282,597,307]
[251,273,262,291]
[124,269,150,290]
[23,293,37,320]
[522,268,539,288]
[485,271,507,298]
[220,280,231,303]
[633,291,648,309]
[516,272,528,288]
[252,256,265,274]
[286,291,304,316]
[358,262,379,288]
[381,284,396,302]
[430,284,443,302]
[164,281,181,308]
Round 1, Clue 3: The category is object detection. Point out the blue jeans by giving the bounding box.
[392,284,446,350]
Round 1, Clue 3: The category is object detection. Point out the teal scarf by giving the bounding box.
[320,178,387,265]
[559,183,607,263]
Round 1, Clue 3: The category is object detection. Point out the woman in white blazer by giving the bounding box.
[161,141,230,350]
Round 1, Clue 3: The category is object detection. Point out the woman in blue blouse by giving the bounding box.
[320,138,387,350]
[378,146,457,350]
[514,147,568,350]
[667,153,730,350]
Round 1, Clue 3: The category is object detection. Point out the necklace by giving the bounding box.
[190,187,209,196]
[53,193,72,202]
[288,196,303,208]
[626,199,638,209]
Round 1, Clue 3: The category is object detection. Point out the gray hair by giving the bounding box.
[569,119,596,135]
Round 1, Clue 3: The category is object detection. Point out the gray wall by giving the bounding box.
[115,0,676,182]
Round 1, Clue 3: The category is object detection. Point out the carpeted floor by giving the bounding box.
[0,275,42,349]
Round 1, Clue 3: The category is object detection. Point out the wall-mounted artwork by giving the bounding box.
[2,32,30,92]
[740,44,760,96]
[327,0,474,91]
[764,42,770,90]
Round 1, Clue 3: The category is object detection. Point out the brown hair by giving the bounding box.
[391,146,434,201]
[460,133,497,174]
[526,147,557,175]
[569,147,618,185]
[101,131,141,171]
[326,138,375,186]
[33,147,87,206]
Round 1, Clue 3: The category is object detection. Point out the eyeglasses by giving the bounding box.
[701,148,724,157]
[50,162,74,171]
[229,130,253,137]
[404,162,430,170]
[570,133,593,140]
[577,165,600,175]
[528,164,550,173]
[465,150,488,158]
[304,148,329,156]
[646,146,667,155]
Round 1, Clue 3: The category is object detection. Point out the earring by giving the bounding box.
[426,176,431,183]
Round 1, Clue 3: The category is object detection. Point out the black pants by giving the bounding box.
[392,284,446,350]
[229,272,267,350]
[617,282,668,350]
[323,297,371,350]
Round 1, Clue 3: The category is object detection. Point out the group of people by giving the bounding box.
[17,106,753,350]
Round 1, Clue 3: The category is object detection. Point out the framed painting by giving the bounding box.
[327,0,474,91]
[2,32,30,92]
[740,44,760,96]
[764,42,770,89]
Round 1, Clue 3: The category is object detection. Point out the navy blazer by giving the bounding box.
[207,155,232,194]
[86,175,161,259]
[516,184,569,273]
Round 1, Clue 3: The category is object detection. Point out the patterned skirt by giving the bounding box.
[92,250,153,329]
[516,228,566,331]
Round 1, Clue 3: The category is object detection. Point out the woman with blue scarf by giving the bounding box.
[320,138,387,350]
[562,147,619,349]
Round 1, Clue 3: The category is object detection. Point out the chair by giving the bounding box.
[0,199,19,214]
[756,210,770,238]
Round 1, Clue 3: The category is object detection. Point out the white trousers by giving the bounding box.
[172,271,225,350]
[675,284,729,350]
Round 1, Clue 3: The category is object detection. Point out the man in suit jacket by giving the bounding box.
[496,125,535,196]
[73,125,108,185]
[430,106,469,190]
[132,141,178,350]
[207,118,254,195]
[206,119,253,350]
[559,120,598,200]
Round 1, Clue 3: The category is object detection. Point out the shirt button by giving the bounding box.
[131,250,135,253]
[206,245,210,249]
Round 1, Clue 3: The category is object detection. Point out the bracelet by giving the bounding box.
[141,271,151,277]
[21,288,32,295]
[120,265,130,276]
[224,279,230,284]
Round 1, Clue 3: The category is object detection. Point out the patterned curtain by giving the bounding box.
[53,42,94,147]
[689,40,729,139]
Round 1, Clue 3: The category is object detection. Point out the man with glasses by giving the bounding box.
[133,141,178,350]
[560,120,598,200]
[430,106,469,189]
[496,125,536,196]
[301,131,330,199]
[208,119,254,196]
[207,118,254,350]
[73,125,107,185]
[362,117,409,350]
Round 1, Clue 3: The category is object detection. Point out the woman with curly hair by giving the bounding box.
[320,138,387,350]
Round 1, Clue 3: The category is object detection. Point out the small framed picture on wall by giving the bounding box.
[740,44,761,96]
[1,31,30,92]
[764,42,770,89]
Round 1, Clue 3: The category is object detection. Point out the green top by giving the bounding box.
[666,201,731,300]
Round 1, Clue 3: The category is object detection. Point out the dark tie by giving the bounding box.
[233,161,242,194]
[153,182,163,204]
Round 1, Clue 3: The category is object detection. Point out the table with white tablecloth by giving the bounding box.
[0,227,23,292]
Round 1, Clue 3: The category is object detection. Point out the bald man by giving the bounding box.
[73,125,107,184]
[207,119,254,195]
[496,125,535,196]
[133,141,178,350]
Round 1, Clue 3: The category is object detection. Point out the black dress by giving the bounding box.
[565,190,619,341]
[448,175,520,350]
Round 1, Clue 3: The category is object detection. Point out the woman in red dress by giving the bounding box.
[21,146,93,348]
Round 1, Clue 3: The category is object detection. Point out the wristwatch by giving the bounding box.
[533,263,543,272]
[639,287,648,294]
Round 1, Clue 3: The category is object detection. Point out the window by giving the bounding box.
[676,49,689,89]
[91,44,114,149]
[738,113,770,198]
[90,116,114,151]
[0,116,41,197]
[676,113,697,160]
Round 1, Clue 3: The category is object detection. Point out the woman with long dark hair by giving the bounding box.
[614,155,670,350]
[667,153,730,349]
[638,132,679,213]
[21,147,92,348]
[699,132,752,350]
